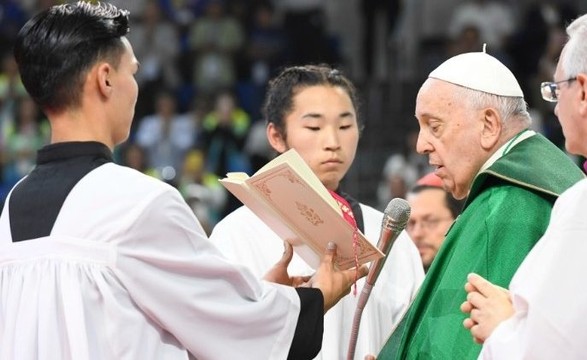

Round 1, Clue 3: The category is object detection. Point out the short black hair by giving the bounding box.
[408,184,465,218]
[14,1,130,112]
[262,64,363,139]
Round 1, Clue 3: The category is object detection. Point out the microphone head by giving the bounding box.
[383,198,411,231]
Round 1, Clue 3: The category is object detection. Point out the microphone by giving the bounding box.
[366,198,411,287]
[347,198,411,360]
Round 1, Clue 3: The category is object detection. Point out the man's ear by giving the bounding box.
[480,107,502,150]
[576,73,587,116]
[267,122,287,153]
[96,63,113,97]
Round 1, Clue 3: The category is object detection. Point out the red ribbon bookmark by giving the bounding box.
[328,190,360,295]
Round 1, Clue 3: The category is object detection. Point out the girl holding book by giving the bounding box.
[210,64,424,360]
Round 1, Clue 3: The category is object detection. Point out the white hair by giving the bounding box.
[453,85,532,129]
[562,14,587,77]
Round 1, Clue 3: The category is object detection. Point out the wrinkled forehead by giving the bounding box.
[418,79,461,103]
[416,79,464,118]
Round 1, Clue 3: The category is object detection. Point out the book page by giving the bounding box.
[220,149,383,269]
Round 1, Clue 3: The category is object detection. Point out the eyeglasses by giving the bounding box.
[406,217,453,232]
[540,77,577,102]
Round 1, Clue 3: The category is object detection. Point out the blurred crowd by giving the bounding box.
[0,0,584,233]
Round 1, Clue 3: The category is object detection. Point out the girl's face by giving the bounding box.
[267,85,359,190]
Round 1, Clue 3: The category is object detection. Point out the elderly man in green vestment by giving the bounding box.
[376,51,585,359]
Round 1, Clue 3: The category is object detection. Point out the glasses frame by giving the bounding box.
[540,77,577,103]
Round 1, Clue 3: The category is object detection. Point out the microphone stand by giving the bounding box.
[346,200,409,360]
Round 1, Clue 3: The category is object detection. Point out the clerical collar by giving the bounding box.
[37,141,113,165]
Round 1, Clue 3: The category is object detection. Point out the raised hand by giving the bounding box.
[263,241,311,287]
[307,241,369,312]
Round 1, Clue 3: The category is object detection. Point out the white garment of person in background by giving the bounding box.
[211,64,424,360]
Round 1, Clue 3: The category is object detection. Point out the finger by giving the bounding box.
[340,265,367,288]
[470,324,486,344]
[463,317,475,330]
[464,281,475,293]
[279,241,293,265]
[466,291,487,308]
[469,308,482,323]
[364,355,376,360]
[468,273,500,297]
[460,300,473,313]
[356,264,369,278]
[322,241,337,266]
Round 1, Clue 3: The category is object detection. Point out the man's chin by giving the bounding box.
[423,262,432,272]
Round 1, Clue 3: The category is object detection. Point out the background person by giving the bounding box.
[406,172,464,272]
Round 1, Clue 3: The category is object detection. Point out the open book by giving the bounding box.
[219,149,384,270]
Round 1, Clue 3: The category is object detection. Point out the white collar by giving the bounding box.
[479,129,536,173]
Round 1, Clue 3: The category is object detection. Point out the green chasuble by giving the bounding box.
[378,134,585,359]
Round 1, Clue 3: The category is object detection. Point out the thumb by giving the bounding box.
[277,241,294,266]
[322,241,338,265]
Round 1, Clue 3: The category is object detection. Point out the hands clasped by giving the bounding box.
[461,273,514,344]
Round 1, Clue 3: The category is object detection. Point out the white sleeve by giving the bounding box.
[480,182,587,360]
[114,190,301,360]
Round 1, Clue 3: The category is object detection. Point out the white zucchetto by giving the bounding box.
[429,49,524,97]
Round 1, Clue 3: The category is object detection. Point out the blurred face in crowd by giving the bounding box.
[156,93,177,119]
[415,79,488,199]
[406,188,455,271]
[267,85,359,191]
[215,93,236,123]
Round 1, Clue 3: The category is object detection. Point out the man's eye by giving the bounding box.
[430,124,441,133]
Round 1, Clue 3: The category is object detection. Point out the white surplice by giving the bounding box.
[211,203,425,360]
[480,178,587,360]
[0,163,303,360]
